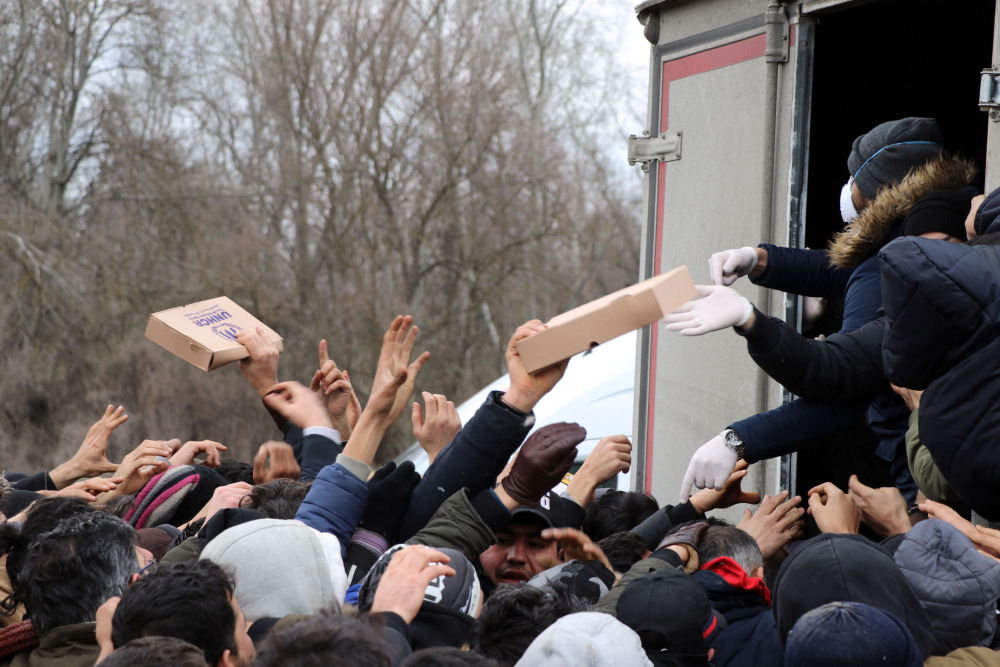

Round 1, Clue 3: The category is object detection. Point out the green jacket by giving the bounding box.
[593,556,680,617]
[0,623,100,667]
[905,409,969,514]
[158,535,200,565]
[405,488,497,565]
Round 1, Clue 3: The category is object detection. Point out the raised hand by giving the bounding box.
[540,527,613,572]
[237,326,280,397]
[847,475,911,538]
[263,381,333,430]
[502,320,568,413]
[807,482,861,535]
[49,405,128,489]
[340,359,410,467]
[412,392,462,465]
[371,316,430,428]
[170,440,227,468]
[310,339,362,440]
[501,423,585,507]
[371,546,455,624]
[566,435,632,508]
[107,440,173,497]
[737,490,805,559]
[690,459,762,513]
[253,441,301,483]
[917,499,1000,559]
[47,476,124,503]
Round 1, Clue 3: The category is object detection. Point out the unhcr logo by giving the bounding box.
[212,322,244,342]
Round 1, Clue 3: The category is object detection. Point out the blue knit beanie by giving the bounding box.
[784,602,922,667]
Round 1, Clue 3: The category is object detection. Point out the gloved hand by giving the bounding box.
[357,460,422,544]
[679,435,738,502]
[709,247,759,286]
[501,422,585,507]
[664,285,753,336]
[656,521,710,573]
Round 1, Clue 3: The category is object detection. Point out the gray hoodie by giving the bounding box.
[515,612,653,667]
[894,519,1000,654]
[200,518,347,621]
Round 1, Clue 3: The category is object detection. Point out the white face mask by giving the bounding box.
[840,180,859,223]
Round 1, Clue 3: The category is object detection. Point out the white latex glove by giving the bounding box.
[680,435,739,501]
[709,247,759,286]
[664,285,754,336]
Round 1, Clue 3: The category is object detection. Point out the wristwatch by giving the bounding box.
[720,428,747,460]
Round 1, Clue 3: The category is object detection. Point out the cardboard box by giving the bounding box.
[145,297,283,371]
[515,266,696,374]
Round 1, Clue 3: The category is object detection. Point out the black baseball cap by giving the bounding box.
[616,567,726,660]
[511,491,565,528]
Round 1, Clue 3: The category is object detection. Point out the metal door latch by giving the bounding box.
[627,130,682,169]
[979,70,1000,120]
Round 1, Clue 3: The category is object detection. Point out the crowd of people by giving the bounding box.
[0,115,999,666]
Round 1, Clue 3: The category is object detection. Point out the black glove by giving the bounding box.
[356,461,421,544]
[501,423,585,507]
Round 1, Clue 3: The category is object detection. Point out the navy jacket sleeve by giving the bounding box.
[738,309,888,403]
[750,245,853,300]
[731,398,867,464]
[399,391,534,540]
[282,423,341,483]
[294,456,369,557]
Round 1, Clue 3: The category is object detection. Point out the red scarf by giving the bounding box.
[700,556,771,607]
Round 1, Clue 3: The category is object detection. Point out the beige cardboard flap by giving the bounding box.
[515,266,696,374]
[145,297,283,372]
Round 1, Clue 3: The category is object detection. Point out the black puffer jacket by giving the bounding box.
[737,310,887,404]
[880,236,1000,519]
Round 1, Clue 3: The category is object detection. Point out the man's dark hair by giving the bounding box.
[471,584,590,667]
[595,531,648,574]
[101,494,136,519]
[112,560,237,666]
[19,513,137,634]
[241,479,310,519]
[581,491,659,542]
[216,460,255,486]
[253,614,391,667]
[100,636,209,667]
[0,496,96,614]
[697,525,763,576]
[400,647,500,667]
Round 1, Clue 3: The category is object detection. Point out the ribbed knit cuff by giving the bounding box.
[350,528,388,556]
[336,454,372,481]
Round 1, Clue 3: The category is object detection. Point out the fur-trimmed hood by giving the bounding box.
[828,154,978,268]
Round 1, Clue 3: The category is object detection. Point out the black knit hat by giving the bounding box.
[901,190,974,240]
[848,118,944,199]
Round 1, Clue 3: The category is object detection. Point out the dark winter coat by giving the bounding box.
[879,236,1000,518]
[894,519,1000,654]
[691,559,783,667]
[737,309,886,405]
[400,391,535,540]
[772,533,938,657]
[731,155,976,466]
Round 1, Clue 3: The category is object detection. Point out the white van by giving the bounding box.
[395,331,636,492]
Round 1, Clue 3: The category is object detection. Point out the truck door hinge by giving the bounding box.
[979,69,1000,120]
[627,130,682,170]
